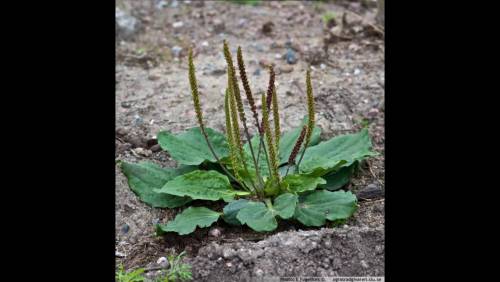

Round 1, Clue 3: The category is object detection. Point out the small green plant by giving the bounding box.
[120,41,378,235]
[116,264,145,282]
[165,251,192,282]
[322,11,336,24]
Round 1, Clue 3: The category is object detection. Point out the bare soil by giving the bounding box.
[116,0,384,279]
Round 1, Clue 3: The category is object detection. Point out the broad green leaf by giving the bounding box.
[283,174,326,193]
[120,161,195,208]
[157,127,229,165]
[279,116,321,165]
[299,128,378,175]
[273,193,298,219]
[157,207,221,235]
[155,170,249,202]
[319,162,357,191]
[236,201,278,232]
[294,190,358,226]
[222,199,250,225]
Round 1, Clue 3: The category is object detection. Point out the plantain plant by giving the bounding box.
[119,41,378,235]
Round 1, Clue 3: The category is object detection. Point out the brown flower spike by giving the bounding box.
[288,125,307,165]
[237,46,260,132]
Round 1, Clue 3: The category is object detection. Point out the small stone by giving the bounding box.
[115,251,126,258]
[148,74,160,81]
[237,18,247,27]
[285,49,297,64]
[354,68,361,75]
[117,142,132,154]
[255,269,264,276]
[367,108,379,118]
[320,63,326,70]
[128,135,145,148]
[116,8,139,40]
[171,46,183,57]
[150,144,161,152]
[133,115,143,126]
[262,21,274,34]
[155,0,168,9]
[132,147,152,157]
[222,248,235,259]
[157,257,169,268]
[275,53,282,59]
[253,68,261,76]
[357,183,383,199]
[121,224,129,234]
[121,101,132,108]
[279,65,293,73]
[332,258,342,269]
[172,21,184,29]
[360,260,369,268]
[146,138,158,148]
[116,127,128,137]
[213,19,225,33]
[343,224,349,228]
[209,227,222,238]
[201,41,209,47]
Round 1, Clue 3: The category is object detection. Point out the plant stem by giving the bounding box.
[200,128,249,190]
[264,198,273,209]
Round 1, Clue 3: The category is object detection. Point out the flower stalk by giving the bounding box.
[188,48,243,187]
[295,69,315,172]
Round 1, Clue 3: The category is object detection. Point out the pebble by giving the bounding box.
[354,68,361,75]
[150,144,162,152]
[360,260,369,268]
[262,21,274,34]
[172,21,184,29]
[157,257,169,268]
[238,18,247,28]
[115,251,126,258]
[209,227,222,238]
[121,224,129,234]
[116,127,128,137]
[148,74,160,81]
[128,135,145,148]
[117,143,132,154]
[133,115,143,126]
[155,0,168,9]
[121,101,132,108]
[357,183,383,199]
[285,48,297,64]
[222,248,236,259]
[212,19,225,33]
[115,8,139,40]
[146,138,158,148]
[279,65,293,73]
[201,41,209,47]
[253,68,261,76]
[367,108,379,118]
[171,46,182,57]
[132,147,152,157]
[275,53,282,59]
[255,269,264,276]
[320,63,326,70]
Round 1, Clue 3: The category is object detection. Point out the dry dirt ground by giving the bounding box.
[116,0,384,280]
